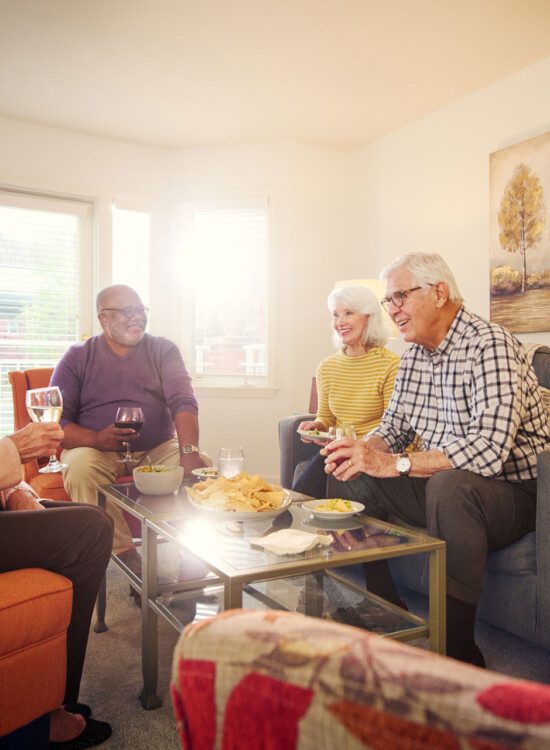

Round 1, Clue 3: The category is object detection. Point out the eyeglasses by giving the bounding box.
[380,286,431,311]
[100,306,149,319]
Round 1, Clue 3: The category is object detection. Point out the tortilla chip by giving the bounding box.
[187,472,286,513]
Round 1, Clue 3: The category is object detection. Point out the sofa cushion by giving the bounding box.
[390,523,536,583]
[0,569,72,657]
[532,346,550,390]
[484,532,536,576]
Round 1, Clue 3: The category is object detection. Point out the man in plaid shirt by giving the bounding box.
[325,252,550,665]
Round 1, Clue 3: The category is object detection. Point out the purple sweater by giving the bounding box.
[51,334,198,451]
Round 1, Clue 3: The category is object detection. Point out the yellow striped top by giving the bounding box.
[315,347,400,439]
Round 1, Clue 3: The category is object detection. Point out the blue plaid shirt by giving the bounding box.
[369,307,550,480]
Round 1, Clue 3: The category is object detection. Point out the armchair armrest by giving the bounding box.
[278,414,318,489]
[172,610,550,749]
[536,449,550,642]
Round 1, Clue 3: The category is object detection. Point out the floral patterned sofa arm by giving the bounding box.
[171,610,550,750]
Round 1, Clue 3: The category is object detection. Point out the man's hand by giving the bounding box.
[9,422,64,462]
[93,424,137,452]
[322,438,394,481]
[179,451,207,477]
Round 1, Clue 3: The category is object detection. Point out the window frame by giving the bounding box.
[111,198,152,308]
[0,187,95,435]
[173,194,276,393]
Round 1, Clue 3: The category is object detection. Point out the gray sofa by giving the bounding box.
[278,345,550,652]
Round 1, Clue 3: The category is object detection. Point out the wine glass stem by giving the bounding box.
[48,454,56,466]
[122,441,131,462]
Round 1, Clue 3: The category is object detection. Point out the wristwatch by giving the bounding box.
[395,452,412,477]
[181,444,199,455]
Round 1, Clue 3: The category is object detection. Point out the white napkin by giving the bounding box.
[249,529,332,555]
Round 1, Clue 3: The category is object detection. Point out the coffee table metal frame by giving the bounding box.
[95,481,445,710]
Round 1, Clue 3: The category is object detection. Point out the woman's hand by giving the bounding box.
[9,422,64,462]
[298,420,324,443]
[298,419,322,432]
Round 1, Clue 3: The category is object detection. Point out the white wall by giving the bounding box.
[348,56,550,348]
[0,115,168,331]
[166,143,350,477]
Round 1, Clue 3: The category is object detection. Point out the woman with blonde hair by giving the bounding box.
[293,285,399,498]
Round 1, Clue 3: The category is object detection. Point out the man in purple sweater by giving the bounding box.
[51,284,209,569]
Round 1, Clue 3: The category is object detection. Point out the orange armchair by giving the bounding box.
[0,569,72,742]
[8,368,70,501]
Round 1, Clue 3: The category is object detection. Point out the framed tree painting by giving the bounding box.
[489,130,550,333]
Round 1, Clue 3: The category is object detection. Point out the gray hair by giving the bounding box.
[327,285,389,349]
[380,252,463,304]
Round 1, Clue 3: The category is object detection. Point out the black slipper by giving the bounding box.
[49,718,112,749]
[64,703,92,719]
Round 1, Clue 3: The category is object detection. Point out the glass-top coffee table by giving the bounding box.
[95,480,445,709]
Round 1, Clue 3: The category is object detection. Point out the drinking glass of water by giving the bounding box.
[218,447,245,478]
[25,386,68,474]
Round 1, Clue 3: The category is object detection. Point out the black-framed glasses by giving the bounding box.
[381,286,431,311]
[100,305,149,319]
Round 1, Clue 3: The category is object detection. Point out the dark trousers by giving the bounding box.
[292,451,329,499]
[0,502,113,704]
[335,469,537,604]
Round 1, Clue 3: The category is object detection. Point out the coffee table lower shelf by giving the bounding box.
[151,569,428,641]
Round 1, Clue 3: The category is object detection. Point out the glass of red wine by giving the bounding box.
[115,406,144,466]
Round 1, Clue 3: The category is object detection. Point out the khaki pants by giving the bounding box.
[61,439,209,554]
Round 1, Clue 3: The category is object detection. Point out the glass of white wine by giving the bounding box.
[328,424,356,440]
[25,386,68,474]
[327,425,356,467]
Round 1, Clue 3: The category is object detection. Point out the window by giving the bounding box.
[0,190,93,435]
[177,197,270,387]
[112,202,150,304]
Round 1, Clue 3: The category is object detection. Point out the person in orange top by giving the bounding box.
[0,422,113,748]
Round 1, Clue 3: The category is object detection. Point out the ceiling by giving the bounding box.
[2,0,550,152]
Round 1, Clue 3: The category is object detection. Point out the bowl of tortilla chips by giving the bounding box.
[186,472,292,520]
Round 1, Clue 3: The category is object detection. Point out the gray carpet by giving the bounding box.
[79,561,181,750]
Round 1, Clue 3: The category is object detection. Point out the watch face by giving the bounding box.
[396,455,411,473]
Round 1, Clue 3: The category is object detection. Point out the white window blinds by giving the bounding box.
[178,197,270,386]
[112,202,150,305]
[0,190,93,435]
